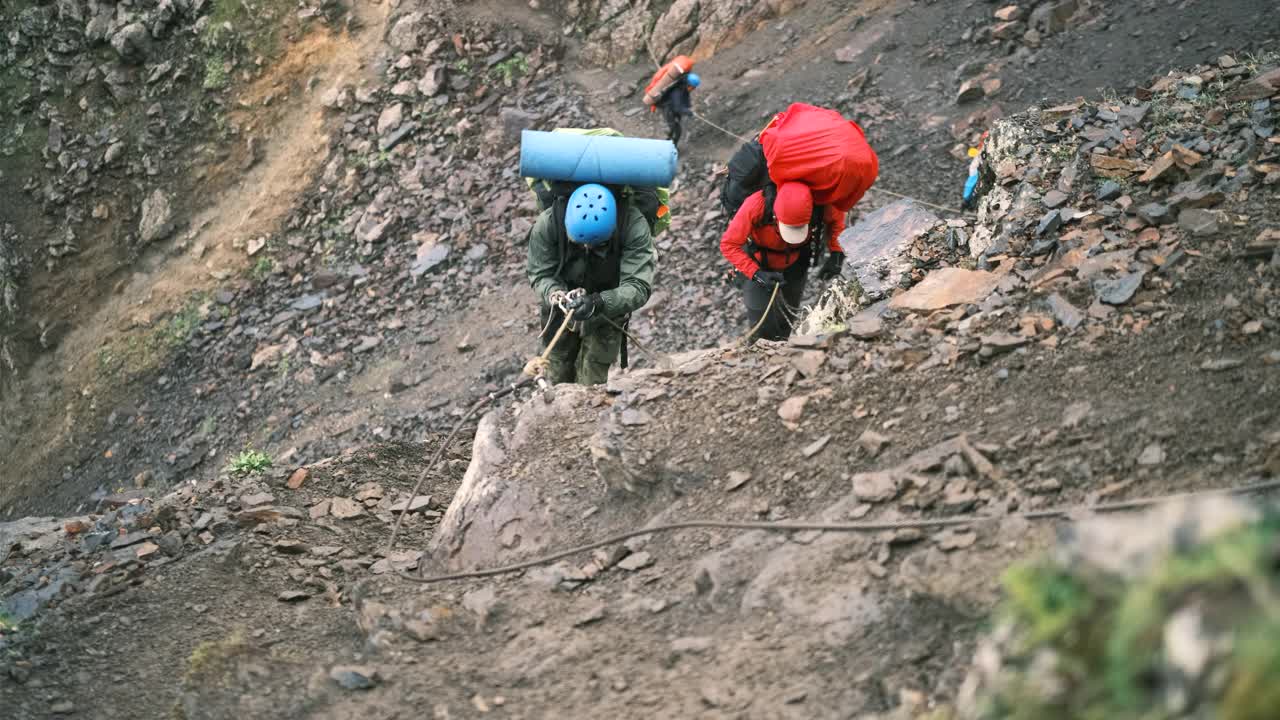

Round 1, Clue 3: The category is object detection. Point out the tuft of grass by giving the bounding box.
[184,630,252,681]
[203,56,230,91]
[491,53,529,86]
[0,611,17,632]
[249,256,273,280]
[227,449,272,476]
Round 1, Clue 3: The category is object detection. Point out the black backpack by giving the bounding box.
[719,140,830,268]
[720,139,770,218]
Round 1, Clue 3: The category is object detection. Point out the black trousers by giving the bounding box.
[743,259,808,341]
[662,105,685,147]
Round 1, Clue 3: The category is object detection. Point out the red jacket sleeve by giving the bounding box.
[720,192,765,278]
[825,205,846,253]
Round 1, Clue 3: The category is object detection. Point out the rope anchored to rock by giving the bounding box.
[386,299,580,553]
[396,478,1280,584]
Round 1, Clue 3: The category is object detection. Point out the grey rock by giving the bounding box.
[1094,270,1145,305]
[1177,208,1218,237]
[379,121,418,152]
[1137,202,1172,225]
[411,242,450,277]
[110,22,151,63]
[417,64,447,96]
[1096,180,1122,201]
[330,665,380,690]
[290,293,325,311]
[1199,358,1243,372]
[387,12,423,52]
[104,141,126,164]
[377,103,404,136]
[139,189,174,243]
[1045,292,1084,330]
[1137,443,1166,466]
[1042,190,1068,209]
[1035,210,1062,237]
[838,200,941,300]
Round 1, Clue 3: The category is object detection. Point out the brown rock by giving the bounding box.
[991,21,1023,40]
[934,529,978,551]
[1226,66,1280,102]
[889,268,999,312]
[1138,152,1180,184]
[777,395,809,424]
[851,471,899,502]
[994,5,1024,21]
[330,497,364,519]
[1170,144,1203,168]
[857,429,890,457]
[1090,154,1138,177]
[286,468,308,489]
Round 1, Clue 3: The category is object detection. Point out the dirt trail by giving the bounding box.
[0,2,391,513]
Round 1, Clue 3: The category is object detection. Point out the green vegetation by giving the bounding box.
[453,58,472,73]
[95,293,208,380]
[198,415,218,436]
[0,611,17,633]
[184,630,252,681]
[202,56,230,91]
[969,512,1280,720]
[227,449,272,476]
[249,256,273,280]
[491,53,529,86]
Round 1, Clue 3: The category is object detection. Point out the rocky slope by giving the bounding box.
[3,27,1279,716]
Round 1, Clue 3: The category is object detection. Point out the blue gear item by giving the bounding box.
[686,72,701,88]
[564,183,617,246]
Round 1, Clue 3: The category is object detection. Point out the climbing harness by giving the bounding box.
[396,478,1280,585]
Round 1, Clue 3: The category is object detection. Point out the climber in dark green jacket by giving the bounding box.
[526,183,656,385]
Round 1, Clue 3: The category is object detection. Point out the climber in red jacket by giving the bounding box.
[720,181,846,341]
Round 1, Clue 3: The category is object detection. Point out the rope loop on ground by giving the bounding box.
[396,479,1280,585]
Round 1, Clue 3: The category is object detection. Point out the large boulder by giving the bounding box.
[110,22,151,63]
[837,199,941,301]
[138,189,175,243]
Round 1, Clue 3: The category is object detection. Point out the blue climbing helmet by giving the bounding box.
[564,183,617,246]
[686,72,701,88]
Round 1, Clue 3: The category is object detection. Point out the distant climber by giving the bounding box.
[657,72,698,147]
[643,56,699,148]
[720,181,847,341]
[526,183,657,385]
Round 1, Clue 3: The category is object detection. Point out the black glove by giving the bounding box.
[817,251,845,281]
[753,269,786,287]
[566,292,602,324]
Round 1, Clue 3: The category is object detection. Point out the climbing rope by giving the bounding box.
[740,281,781,344]
[396,478,1280,584]
[386,307,578,552]
[689,111,975,216]
[692,109,753,144]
